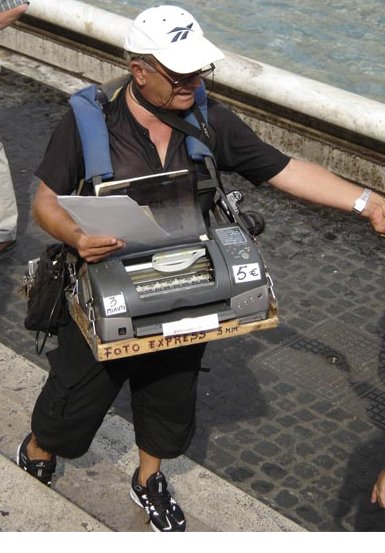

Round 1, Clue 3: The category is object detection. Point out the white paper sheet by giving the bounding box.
[58,195,169,245]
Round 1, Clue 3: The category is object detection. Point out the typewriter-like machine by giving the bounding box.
[67,170,278,361]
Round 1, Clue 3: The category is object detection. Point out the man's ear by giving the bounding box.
[130,61,147,86]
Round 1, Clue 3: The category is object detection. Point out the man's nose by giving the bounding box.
[185,75,202,89]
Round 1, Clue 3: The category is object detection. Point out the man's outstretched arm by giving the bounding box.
[269,158,385,234]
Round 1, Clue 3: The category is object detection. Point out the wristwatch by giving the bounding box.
[352,188,372,214]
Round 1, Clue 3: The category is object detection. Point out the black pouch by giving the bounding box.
[23,243,71,352]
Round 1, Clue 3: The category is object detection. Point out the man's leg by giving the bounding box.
[18,319,129,482]
[130,344,206,459]
[0,142,18,251]
[138,449,161,486]
[27,433,52,461]
[129,344,206,532]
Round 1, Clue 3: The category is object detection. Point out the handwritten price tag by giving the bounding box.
[232,263,261,283]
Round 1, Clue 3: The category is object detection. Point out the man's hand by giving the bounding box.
[371,469,385,508]
[32,181,125,262]
[0,3,29,30]
[362,193,385,235]
[75,233,125,263]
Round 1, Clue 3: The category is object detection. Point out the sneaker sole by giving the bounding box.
[130,490,186,532]
[16,433,32,468]
[129,488,166,532]
[15,440,35,480]
[129,487,145,509]
[16,442,22,467]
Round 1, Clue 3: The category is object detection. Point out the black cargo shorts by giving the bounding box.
[31,319,206,459]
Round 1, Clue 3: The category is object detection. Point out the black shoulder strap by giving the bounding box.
[130,82,220,183]
[131,81,211,149]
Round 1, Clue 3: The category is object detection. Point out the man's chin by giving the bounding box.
[172,94,195,110]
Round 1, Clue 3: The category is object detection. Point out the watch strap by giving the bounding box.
[352,188,372,214]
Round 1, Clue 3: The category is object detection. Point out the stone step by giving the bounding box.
[0,453,109,532]
[0,342,305,532]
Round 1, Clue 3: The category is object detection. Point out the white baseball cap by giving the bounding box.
[124,5,225,74]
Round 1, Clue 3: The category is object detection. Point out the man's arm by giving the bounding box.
[0,3,28,30]
[269,158,385,234]
[32,181,125,263]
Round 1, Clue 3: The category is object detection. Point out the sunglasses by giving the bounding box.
[143,59,215,87]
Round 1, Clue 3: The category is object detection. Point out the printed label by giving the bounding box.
[232,263,261,283]
[162,314,219,337]
[103,293,127,316]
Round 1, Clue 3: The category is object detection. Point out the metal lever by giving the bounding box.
[225,190,243,213]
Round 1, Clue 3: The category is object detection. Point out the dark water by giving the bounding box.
[83,0,385,104]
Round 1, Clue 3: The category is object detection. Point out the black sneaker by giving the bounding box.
[16,433,57,487]
[130,468,186,532]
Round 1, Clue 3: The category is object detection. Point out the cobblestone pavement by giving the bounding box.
[1,68,385,532]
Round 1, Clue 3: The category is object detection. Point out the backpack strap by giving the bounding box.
[99,75,129,103]
[69,77,215,186]
[183,82,213,162]
[69,85,114,185]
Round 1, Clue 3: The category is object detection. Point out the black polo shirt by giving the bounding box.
[35,81,290,195]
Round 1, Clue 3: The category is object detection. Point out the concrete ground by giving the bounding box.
[0,341,303,532]
[1,63,385,532]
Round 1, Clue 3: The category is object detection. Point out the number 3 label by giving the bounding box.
[232,263,261,283]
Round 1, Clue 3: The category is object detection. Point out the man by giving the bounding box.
[17,5,385,532]
[0,0,29,254]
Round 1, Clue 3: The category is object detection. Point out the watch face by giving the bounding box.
[354,199,365,212]
[353,189,371,213]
